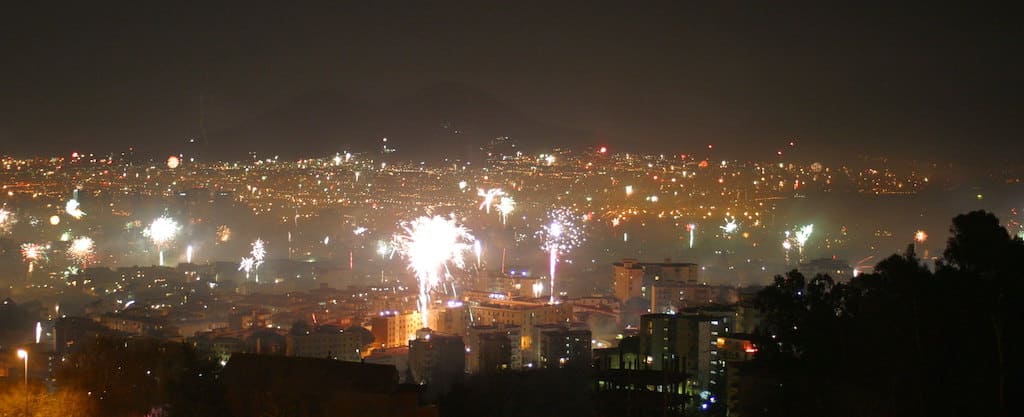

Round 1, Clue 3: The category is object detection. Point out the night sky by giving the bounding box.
[2,1,1020,162]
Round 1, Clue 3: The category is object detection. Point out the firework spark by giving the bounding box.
[65,199,86,219]
[394,215,475,329]
[720,217,739,235]
[497,196,516,225]
[251,239,266,262]
[21,243,45,262]
[144,216,180,266]
[794,224,814,250]
[686,223,697,248]
[247,239,267,282]
[477,188,505,214]
[537,208,585,303]
[914,230,928,244]
[0,208,14,234]
[67,236,95,267]
[21,243,46,273]
[779,224,815,263]
[216,225,231,242]
[238,257,255,279]
[377,240,395,259]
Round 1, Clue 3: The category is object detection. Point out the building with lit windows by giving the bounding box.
[532,323,591,369]
[370,311,419,349]
[468,298,572,354]
[613,259,644,301]
[614,258,700,302]
[639,313,725,401]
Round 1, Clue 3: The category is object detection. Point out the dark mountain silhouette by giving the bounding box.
[206,83,591,161]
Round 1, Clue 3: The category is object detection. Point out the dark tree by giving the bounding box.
[57,337,226,417]
[751,212,1022,417]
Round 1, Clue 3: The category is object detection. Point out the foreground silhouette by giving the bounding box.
[751,210,1021,417]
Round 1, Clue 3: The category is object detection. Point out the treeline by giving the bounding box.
[752,211,1021,417]
[0,337,225,417]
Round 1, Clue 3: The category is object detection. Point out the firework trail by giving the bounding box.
[474,240,483,267]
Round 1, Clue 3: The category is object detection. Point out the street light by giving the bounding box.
[16,349,28,387]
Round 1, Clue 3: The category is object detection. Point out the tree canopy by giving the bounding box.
[752,210,1022,417]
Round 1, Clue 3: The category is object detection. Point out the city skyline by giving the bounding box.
[0,3,1019,416]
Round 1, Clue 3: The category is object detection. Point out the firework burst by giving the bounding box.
[65,199,86,219]
[497,196,516,225]
[781,224,814,263]
[251,239,266,262]
[477,188,505,214]
[238,257,256,278]
[914,230,927,244]
[144,216,180,266]
[243,239,267,281]
[21,243,47,273]
[21,243,45,262]
[536,207,585,303]
[216,225,232,242]
[720,217,739,235]
[794,224,814,250]
[67,236,95,267]
[393,215,475,329]
[0,207,14,234]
